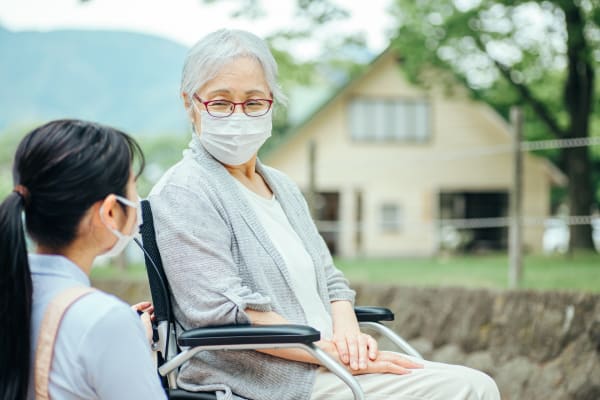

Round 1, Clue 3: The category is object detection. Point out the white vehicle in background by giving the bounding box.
[543,218,570,254]
[543,217,600,254]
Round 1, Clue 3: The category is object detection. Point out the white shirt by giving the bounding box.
[234,179,333,339]
[27,254,166,400]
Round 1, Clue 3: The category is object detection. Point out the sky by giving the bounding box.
[0,0,396,58]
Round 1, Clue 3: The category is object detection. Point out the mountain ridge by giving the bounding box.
[0,26,190,136]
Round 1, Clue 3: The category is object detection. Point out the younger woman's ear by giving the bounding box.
[96,194,119,231]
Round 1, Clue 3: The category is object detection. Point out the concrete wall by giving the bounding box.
[95,277,600,400]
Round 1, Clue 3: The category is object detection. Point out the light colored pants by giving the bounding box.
[311,354,501,400]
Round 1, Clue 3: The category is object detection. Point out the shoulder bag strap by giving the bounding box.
[34,286,97,400]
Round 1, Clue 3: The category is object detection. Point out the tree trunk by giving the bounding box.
[564,147,595,249]
[561,0,596,250]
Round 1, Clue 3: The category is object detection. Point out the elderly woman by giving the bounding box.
[149,29,500,400]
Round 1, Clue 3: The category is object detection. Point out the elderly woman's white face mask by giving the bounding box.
[192,105,272,166]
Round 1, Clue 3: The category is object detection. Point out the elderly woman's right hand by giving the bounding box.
[349,351,423,376]
[317,341,422,375]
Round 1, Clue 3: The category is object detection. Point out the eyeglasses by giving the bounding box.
[193,94,273,118]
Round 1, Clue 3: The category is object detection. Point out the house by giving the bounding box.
[264,49,565,257]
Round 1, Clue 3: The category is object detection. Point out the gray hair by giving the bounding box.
[181,29,287,109]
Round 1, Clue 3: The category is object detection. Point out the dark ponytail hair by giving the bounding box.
[0,119,144,399]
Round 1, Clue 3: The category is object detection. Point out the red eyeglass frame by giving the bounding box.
[192,93,273,117]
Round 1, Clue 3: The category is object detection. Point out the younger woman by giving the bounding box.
[0,119,166,399]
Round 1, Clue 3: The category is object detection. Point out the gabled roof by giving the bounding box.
[265,46,567,186]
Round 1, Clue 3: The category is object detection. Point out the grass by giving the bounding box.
[91,252,600,293]
[90,263,148,280]
[336,252,600,293]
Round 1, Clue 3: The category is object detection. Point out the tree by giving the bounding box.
[391,0,600,250]
[0,124,42,199]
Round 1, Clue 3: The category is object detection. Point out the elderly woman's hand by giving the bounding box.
[332,330,378,371]
[131,301,155,344]
[349,351,423,376]
[319,339,421,376]
[331,301,379,371]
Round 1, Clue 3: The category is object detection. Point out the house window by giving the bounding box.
[348,97,430,142]
[380,203,402,232]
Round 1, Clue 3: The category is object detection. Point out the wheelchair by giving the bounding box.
[137,199,422,400]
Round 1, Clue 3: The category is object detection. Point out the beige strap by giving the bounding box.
[34,286,96,400]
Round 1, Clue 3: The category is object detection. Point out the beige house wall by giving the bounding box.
[266,52,553,257]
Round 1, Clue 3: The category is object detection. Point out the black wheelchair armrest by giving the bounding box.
[178,324,321,347]
[354,306,395,322]
[170,324,365,399]
[167,389,218,400]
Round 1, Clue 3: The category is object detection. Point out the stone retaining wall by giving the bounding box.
[93,278,600,400]
[354,284,600,400]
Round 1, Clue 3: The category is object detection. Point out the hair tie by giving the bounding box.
[14,184,30,205]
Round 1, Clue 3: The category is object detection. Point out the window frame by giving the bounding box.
[380,203,403,233]
[347,96,431,143]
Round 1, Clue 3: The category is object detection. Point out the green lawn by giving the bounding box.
[91,252,600,293]
[336,253,600,293]
[91,263,148,280]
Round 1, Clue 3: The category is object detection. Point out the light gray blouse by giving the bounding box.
[148,135,355,400]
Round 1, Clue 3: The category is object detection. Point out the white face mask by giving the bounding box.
[99,195,141,258]
[195,109,272,165]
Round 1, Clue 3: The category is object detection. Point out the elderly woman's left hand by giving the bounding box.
[131,301,155,344]
[331,301,379,371]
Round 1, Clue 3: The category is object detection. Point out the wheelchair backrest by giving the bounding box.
[139,199,184,389]
[139,199,173,325]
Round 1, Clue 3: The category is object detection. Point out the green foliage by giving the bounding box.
[390,0,600,209]
[134,132,191,197]
[0,124,191,200]
[0,168,12,200]
[200,0,349,26]
[0,124,36,165]
[196,0,364,87]
[390,0,596,127]
[0,124,40,200]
